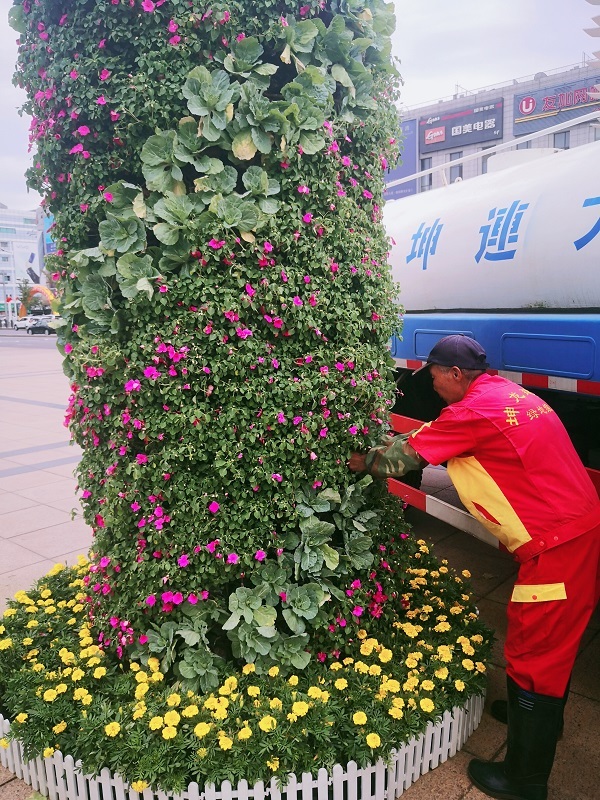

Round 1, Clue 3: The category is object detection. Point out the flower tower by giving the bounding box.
[2,0,492,790]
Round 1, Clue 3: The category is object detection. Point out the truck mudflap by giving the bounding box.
[388,413,600,545]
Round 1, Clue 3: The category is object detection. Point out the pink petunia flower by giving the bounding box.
[255,550,267,561]
[97,95,107,105]
[178,554,189,568]
[136,454,148,465]
[302,213,313,224]
[141,0,155,11]
[208,501,220,514]
[208,238,225,249]
[227,553,239,564]
[100,69,111,81]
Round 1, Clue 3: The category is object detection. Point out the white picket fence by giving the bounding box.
[0,693,484,800]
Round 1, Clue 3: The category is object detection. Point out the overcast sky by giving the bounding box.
[0,0,598,210]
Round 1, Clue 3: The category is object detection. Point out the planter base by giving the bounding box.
[1,694,484,800]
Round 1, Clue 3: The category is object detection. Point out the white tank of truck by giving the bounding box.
[383,140,600,311]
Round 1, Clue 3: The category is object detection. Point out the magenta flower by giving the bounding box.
[271,473,283,482]
[110,110,120,122]
[168,19,179,32]
[158,284,168,293]
[69,69,78,79]
[99,69,111,81]
[226,553,239,564]
[141,0,155,11]
[178,554,189,568]
[277,412,286,423]
[348,425,358,435]
[297,185,310,194]
[143,366,161,380]
[208,501,220,514]
[302,213,313,224]
[169,35,181,45]
[146,595,156,606]
[208,238,225,249]
[236,327,253,339]
[245,283,256,296]
[188,594,198,604]
[96,95,107,105]
[69,143,83,154]
[136,454,148,465]
[263,241,273,252]
[352,606,364,617]
[292,296,303,306]
[103,191,113,202]
[255,550,267,561]
[64,343,73,354]
[124,379,141,392]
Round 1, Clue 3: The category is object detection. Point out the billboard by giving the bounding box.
[384,119,418,200]
[419,99,504,152]
[513,75,600,135]
[43,213,57,255]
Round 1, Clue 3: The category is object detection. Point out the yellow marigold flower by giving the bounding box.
[131,781,149,792]
[462,659,475,671]
[405,657,418,669]
[40,589,52,599]
[130,662,140,672]
[435,667,449,680]
[247,686,260,697]
[0,638,13,650]
[343,657,354,665]
[437,646,453,663]
[147,657,160,673]
[134,684,149,700]
[330,661,343,671]
[266,757,279,771]
[379,648,392,663]
[462,644,475,656]
[32,663,45,673]
[81,694,93,706]
[450,606,463,615]
[204,696,218,710]
[288,675,299,686]
[270,698,283,711]
[218,734,233,750]
[268,666,280,677]
[307,686,321,699]
[26,649,40,660]
[392,697,405,709]
[368,664,381,676]
[166,693,181,707]
[3,609,16,618]
[71,669,85,682]
[149,716,163,730]
[132,705,146,720]
[462,569,471,578]
[287,713,298,723]
[354,661,369,674]
[104,722,121,737]
[43,689,57,702]
[403,677,419,692]
[476,662,486,673]
[162,726,177,740]
[238,726,252,740]
[420,698,435,713]
[194,722,211,738]
[242,663,256,674]
[434,622,451,633]
[258,715,277,732]
[357,629,367,640]
[53,721,67,734]
[56,684,68,694]
[439,566,448,574]
[164,710,180,727]
[421,680,435,692]
[455,680,466,691]
[366,733,381,748]
[26,620,39,629]
[15,713,28,724]
[360,642,374,656]
[353,711,367,725]
[320,691,330,703]
[401,623,420,638]
[135,671,148,683]
[22,637,33,646]
[93,667,107,679]
[471,634,483,644]
[182,705,199,718]
[150,672,163,682]
[334,678,348,690]
[292,701,309,717]
[43,747,55,758]
[389,707,403,719]
[385,679,401,693]
[0,739,9,749]
[197,748,207,758]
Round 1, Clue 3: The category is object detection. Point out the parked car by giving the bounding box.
[26,316,58,335]
[13,315,37,330]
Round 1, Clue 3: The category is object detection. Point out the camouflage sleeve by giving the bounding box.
[364,432,429,478]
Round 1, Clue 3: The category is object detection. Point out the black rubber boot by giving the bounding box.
[468,677,563,800]
[490,676,569,737]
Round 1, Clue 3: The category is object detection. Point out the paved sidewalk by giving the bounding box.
[0,330,598,799]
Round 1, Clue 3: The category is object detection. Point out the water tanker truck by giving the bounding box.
[384,140,600,470]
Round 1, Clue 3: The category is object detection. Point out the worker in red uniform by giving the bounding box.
[349,334,600,800]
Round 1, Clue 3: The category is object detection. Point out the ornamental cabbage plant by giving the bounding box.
[3,0,493,788]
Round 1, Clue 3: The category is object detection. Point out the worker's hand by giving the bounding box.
[348,452,368,473]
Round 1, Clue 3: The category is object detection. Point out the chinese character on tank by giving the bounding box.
[475,201,530,262]
[574,196,600,251]
[406,219,444,270]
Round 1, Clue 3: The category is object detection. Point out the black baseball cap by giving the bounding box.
[413,334,489,375]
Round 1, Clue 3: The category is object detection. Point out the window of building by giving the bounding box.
[23,218,36,225]
[516,139,531,150]
[593,126,600,142]
[0,227,16,235]
[554,131,570,150]
[1,256,9,262]
[420,157,432,192]
[448,151,463,183]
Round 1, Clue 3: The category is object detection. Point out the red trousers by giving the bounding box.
[504,522,600,697]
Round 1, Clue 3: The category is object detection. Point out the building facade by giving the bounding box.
[386,61,600,199]
[0,204,48,324]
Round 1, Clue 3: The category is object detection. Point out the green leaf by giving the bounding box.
[250,127,273,154]
[318,488,342,505]
[153,222,180,245]
[253,605,277,627]
[320,543,340,570]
